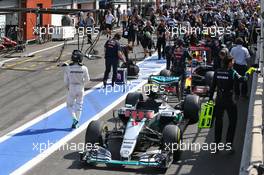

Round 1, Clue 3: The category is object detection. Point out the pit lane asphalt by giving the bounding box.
[0,35,251,174]
[0,34,142,137]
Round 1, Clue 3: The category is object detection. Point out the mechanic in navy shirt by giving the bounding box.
[171,39,192,76]
[171,39,192,98]
[103,33,125,87]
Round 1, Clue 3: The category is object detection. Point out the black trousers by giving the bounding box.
[171,70,185,98]
[103,58,118,83]
[87,34,92,44]
[165,46,172,70]
[157,39,166,59]
[122,21,127,31]
[141,37,152,50]
[233,63,248,96]
[214,96,237,147]
[166,56,171,70]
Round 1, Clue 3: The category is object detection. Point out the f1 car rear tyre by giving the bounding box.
[85,120,105,147]
[160,69,171,76]
[106,138,124,168]
[121,61,139,77]
[125,92,144,107]
[183,94,201,124]
[205,71,214,87]
[162,125,182,161]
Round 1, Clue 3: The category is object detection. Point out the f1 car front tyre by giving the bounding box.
[183,94,201,124]
[162,125,182,161]
[205,71,214,87]
[160,69,171,77]
[125,92,144,107]
[106,138,124,168]
[85,120,106,147]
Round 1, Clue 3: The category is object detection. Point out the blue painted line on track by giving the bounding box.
[0,56,166,175]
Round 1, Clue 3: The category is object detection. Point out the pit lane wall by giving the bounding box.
[239,36,264,175]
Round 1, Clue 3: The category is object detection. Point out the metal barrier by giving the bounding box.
[239,34,264,175]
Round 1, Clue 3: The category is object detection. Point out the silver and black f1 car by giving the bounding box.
[148,69,183,101]
[79,92,200,169]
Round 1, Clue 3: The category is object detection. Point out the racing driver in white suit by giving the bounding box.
[64,50,90,128]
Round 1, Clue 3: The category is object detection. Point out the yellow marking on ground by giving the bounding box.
[3,56,42,69]
[29,64,37,68]
[2,67,37,72]
[30,60,56,63]
[44,65,58,71]
[43,60,68,71]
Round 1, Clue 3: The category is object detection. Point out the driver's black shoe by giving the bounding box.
[225,145,235,155]
[71,119,79,129]
[226,147,235,155]
[103,81,107,88]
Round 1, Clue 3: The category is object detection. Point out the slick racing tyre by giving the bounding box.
[127,64,140,76]
[205,71,214,87]
[162,125,182,161]
[106,138,124,168]
[183,94,201,124]
[160,69,171,77]
[84,120,106,166]
[85,120,106,147]
[125,92,144,107]
[121,61,140,76]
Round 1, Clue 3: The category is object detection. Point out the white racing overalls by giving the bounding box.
[64,63,90,121]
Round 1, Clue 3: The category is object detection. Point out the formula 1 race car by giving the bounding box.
[185,64,214,96]
[79,92,201,169]
[185,46,215,96]
[148,69,183,101]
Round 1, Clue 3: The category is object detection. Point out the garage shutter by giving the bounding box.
[52,0,73,7]
[77,0,94,3]
[0,0,18,8]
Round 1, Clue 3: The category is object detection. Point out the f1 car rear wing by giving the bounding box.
[189,46,211,51]
[148,75,180,85]
[189,46,212,64]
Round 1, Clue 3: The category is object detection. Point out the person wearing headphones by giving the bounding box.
[64,50,90,129]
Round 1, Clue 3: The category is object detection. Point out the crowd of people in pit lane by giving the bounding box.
[99,0,261,153]
[65,1,261,150]
[94,1,260,68]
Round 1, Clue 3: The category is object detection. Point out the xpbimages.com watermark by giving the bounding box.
[99,82,167,95]
[169,25,232,37]
[32,140,231,154]
[33,24,232,38]
[33,25,100,37]
[164,141,232,154]
[32,140,99,153]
